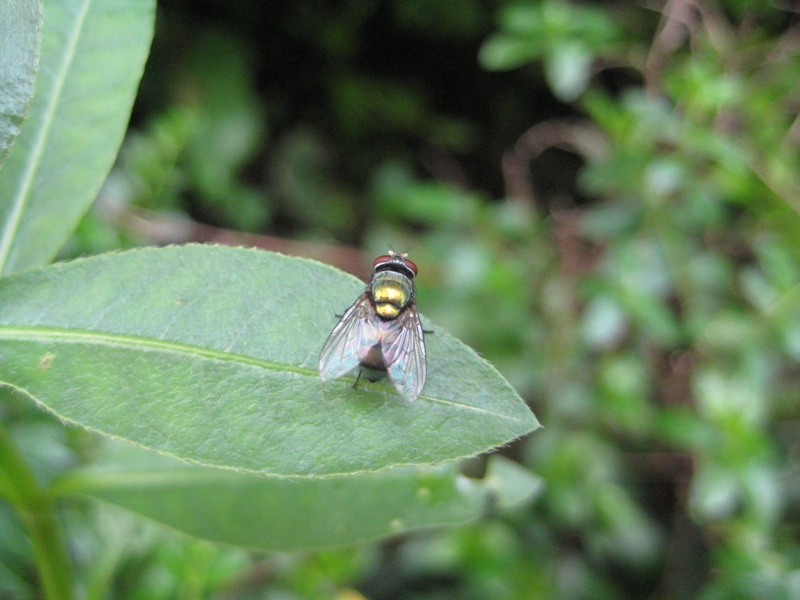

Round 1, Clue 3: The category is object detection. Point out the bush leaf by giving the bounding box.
[0,0,155,276]
[0,245,539,477]
[52,439,494,550]
[0,0,42,169]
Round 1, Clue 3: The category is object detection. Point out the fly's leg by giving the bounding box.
[353,370,363,389]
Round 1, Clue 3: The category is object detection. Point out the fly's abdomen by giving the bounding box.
[360,342,387,371]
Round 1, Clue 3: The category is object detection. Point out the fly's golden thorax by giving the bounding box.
[371,271,412,319]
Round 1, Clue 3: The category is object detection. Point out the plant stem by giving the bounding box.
[0,423,74,600]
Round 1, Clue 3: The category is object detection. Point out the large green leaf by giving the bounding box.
[0,0,42,169]
[51,440,542,551]
[0,0,155,275]
[0,245,539,477]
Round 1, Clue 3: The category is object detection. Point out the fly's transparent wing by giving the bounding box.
[383,303,427,401]
[319,294,381,381]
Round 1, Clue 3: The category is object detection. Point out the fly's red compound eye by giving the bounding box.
[373,255,392,269]
[373,253,417,277]
[402,258,418,275]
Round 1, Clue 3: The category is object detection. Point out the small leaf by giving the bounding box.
[498,3,545,37]
[53,439,485,551]
[373,164,480,226]
[478,35,543,71]
[0,0,155,275]
[545,42,593,102]
[482,455,543,509]
[0,0,42,168]
[0,245,539,477]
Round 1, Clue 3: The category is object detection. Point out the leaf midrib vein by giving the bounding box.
[0,0,91,273]
[0,325,528,421]
[56,469,249,493]
[0,324,309,375]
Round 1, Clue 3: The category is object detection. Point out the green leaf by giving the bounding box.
[52,439,488,551]
[0,245,539,477]
[373,163,481,226]
[0,0,155,276]
[498,3,545,37]
[478,35,543,71]
[481,455,543,510]
[545,41,592,102]
[0,0,42,168]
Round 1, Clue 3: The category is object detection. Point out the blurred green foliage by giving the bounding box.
[5,0,800,598]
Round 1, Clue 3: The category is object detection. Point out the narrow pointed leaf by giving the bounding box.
[0,0,155,275]
[0,245,539,477]
[482,455,544,509]
[0,0,42,168]
[52,440,485,550]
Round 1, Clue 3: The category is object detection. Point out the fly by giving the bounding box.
[319,251,427,401]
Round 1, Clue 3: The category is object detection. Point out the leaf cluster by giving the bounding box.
[4,0,800,599]
[0,2,538,599]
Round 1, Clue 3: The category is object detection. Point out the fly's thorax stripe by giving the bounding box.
[371,271,412,318]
